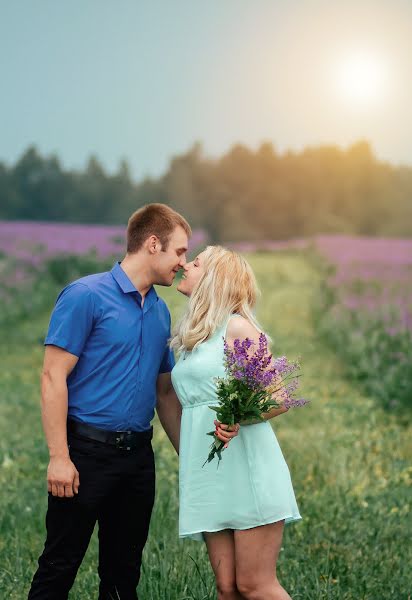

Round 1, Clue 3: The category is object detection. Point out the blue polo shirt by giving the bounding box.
[44,262,175,431]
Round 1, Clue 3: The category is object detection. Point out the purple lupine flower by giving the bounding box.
[223,333,308,404]
[283,397,308,408]
[0,220,208,288]
[225,234,412,337]
[203,333,309,467]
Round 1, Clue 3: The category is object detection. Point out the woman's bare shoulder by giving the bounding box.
[226,315,260,343]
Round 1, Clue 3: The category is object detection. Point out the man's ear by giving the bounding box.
[146,235,161,254]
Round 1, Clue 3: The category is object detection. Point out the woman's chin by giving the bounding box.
[177,282,190,297]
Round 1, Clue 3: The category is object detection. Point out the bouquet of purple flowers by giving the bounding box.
[203,334,309,467]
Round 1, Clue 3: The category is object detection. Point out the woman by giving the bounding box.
[170,246,302,600]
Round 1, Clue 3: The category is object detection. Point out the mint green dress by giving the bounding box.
[171,315,302,542]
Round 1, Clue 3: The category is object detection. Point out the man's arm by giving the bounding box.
[156,373,182,454]
[41,345,80,498]
[156,373,239,452]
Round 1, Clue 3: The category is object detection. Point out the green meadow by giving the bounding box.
[0,251,410,599]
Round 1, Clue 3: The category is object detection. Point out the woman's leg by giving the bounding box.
[234,520,292,600]
[204,529,244,600]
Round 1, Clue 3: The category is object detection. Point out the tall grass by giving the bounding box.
[0,252,410,599]
[312,256,412,415]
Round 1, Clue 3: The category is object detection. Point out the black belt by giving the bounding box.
[67,419,153,450]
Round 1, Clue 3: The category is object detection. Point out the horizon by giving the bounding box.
[2,137,410,185]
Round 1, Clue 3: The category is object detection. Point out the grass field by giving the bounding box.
[0,251,411,599]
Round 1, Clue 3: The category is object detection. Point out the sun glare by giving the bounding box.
[335,50,387,108]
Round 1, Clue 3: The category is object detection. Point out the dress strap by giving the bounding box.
[222,313,242,341]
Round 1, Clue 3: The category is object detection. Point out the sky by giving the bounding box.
[1,0,412,180]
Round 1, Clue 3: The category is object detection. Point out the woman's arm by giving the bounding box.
[240,406,289,425]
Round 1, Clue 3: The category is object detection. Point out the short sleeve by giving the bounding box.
[158,309,175,373]
[44,282,95,357]
[158,345,175,374]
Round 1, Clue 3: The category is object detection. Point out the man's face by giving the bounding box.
[153,226,189,286]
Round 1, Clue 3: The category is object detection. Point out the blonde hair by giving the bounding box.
[170,246,263,353]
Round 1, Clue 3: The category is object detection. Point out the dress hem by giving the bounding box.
[179,513,302,542]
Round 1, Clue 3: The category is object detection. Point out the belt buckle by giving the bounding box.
[115,431,133,450]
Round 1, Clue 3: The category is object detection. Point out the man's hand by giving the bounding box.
[214,420,240,448]
[47,456,80,498]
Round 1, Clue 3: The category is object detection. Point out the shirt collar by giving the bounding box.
[111,262,158,306]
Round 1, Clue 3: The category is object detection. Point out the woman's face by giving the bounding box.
[177,250,206,297]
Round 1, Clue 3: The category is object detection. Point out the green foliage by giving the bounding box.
[0,264,57,329]
[203,377,279,467]
[314,275,412,416]
[0,253,411,598]
[0,254,116,329]
[213,376,277,424]
[44,252,114,286]
[2,141,412,240]
[0,146,147,225]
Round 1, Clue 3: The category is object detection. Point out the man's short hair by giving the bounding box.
[127,203,192,253]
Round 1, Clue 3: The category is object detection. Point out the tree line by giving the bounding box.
[1,141,411,241]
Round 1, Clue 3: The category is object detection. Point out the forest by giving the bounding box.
[1,140,411,241]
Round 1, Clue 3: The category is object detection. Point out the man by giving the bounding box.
[28,203,236,599]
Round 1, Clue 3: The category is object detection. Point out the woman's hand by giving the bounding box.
[214,420,240,448]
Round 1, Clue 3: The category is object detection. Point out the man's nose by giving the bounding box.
[179,254,188,267]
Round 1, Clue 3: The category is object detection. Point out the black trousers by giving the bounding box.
[28,428,155,600]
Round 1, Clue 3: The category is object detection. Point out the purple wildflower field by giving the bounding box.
[0,220,208,286]
[315,235,412,334]
[231,233,412,409]
[0,220,207,264]
[231,234,412,334]
[1,221,411,333]
[309,235,412,410]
